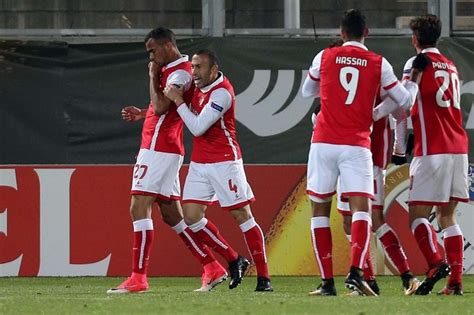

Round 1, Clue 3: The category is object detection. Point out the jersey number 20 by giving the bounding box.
[435,70,460,109]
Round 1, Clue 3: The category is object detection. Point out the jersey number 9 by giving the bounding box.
[339,66,360,105]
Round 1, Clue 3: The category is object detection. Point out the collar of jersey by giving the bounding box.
[164,55,189,70]
[342,41,368,51]
[421,47,440,54]
[199,72,224,93]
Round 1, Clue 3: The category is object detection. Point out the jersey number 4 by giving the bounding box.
[228,179,238,193]
[339,66,360,105]
[435,70,460,109]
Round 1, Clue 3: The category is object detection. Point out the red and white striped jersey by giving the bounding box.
[140,56,193,155]
[187,73,242,163]
[308,41,400,149]
[403,48,468,156]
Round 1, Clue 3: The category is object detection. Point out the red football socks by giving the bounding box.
[351,212,372,270]
[131,219,154,281]
[311,216,333,279]
[189,218,238,263]
[240,218,269,278]
[443,224,464,287]
[376,223,410,275]
[412,218,443,268]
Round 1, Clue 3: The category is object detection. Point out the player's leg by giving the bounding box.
[340,191,377,294]
[436,202,464,295]
[409,155,452,295]
[371,167,418,295]
[182,162,240,266]
[436,154,469,295]
[306,143,339,296]
[159,199,226,292]
[339,145,377,296]
[209,159,270,291]
[230,205,273,292]
[107,195,155,294]
[308,198,337,296]
[373,208,418,295]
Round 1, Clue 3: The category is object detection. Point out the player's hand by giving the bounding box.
[121,106,145,122]
[163,85,185,105]
[411,53,430,71]
[391,154,407,165]
[148,61,162,79]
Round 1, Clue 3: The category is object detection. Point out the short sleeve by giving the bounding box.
[308,50,324,81]
[166,69,193,91]
[380,57,399,90]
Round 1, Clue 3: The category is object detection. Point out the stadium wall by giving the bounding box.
[1,37,474,164]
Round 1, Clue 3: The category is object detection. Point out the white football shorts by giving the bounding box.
[183,159,255,210]
[131,148,183,201]
[307,143,374,202]
[337,165,385,215]
[409,154,469,205]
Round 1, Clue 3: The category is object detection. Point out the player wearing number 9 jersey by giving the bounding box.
[405,15,468,296]
[302,9,419,296]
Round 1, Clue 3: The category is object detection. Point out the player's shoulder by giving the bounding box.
[404,55,416,69]
[210,87,232,102]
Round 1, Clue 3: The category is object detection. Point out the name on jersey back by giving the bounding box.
[335,56,368,67]
[431,61,457,72]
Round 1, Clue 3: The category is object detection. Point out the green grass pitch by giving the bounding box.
[1,276,473,314]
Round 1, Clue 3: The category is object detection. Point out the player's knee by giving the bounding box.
[342,218,351,235]
[230,206,252,224]
[371,213,384,232]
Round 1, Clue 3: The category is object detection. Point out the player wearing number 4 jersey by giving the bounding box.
[164,49,273,292]
[302,9,420,296]
[403,15,468,296]
[108,28,228,295]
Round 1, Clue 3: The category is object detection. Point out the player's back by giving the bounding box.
[410,49,468,156]
[313,43,383,149]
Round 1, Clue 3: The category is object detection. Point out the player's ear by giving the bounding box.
[363,27,369,38]
[411,35,418,48]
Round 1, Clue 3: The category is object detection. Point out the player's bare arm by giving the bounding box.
[121,106,147,122]
[149,61,172,115]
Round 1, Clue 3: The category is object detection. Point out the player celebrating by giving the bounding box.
[404,15,468,295]
[107,28,227,294]
[302,9,420,296]
[164,49,273,292]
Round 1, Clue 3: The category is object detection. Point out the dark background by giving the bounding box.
[1,37,473,164]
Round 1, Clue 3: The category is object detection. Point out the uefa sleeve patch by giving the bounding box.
[210,102,224,112]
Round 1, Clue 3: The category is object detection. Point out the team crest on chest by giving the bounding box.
[199,96,206,107]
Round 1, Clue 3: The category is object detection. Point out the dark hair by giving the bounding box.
[145,27,176,46]
[340,9,366,39]
[409,15,441,47]
[195,49,220,67]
